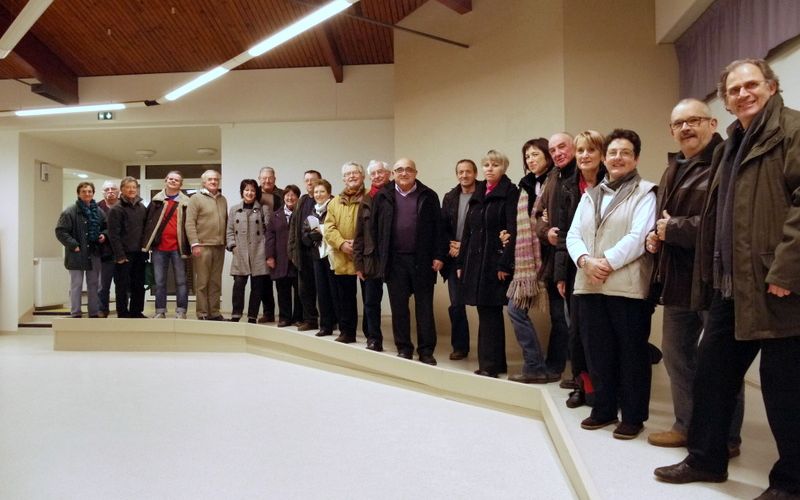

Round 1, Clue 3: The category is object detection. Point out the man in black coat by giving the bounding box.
[371,158,447,365]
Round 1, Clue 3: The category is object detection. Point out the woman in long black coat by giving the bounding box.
[459,150,519,377]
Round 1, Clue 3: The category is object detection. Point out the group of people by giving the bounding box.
[55,57,799,498]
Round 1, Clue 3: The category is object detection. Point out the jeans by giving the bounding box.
[447,266,470,353]
[152,249,188,314]
[98,258,115,314]
[507,299,547,375]
[687,294,800,493]
[662,305,743,443]
[69,255,101,316]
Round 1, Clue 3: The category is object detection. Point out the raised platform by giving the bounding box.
[52,317,598,499]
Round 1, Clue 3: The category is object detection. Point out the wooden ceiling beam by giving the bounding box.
[436,0,472,15]
[0,5,77,104]
[314,24,343,83]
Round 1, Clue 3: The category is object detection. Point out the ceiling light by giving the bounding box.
[0,0,54,59]
[164,66,229,102]
[161,0,358,102]
[15,102,126,117]
[196,147,218,156]
[76,173,88,179]
[135,149,156,159]
[249,0,355,57]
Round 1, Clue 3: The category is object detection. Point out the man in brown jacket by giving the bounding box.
[186,169,228,320]
[655,59,800,499]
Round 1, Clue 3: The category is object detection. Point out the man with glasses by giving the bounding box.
[371,158,446,365]
[142,171,191,319]
[258,166,283,323]
[97,180,119,317]
[655,60,800,499]
[646,99,744,454]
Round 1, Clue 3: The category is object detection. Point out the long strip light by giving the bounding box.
[249,0,354,56]
[164,66,229,102]
[161,0,358,102]
[0,0,54,59]
[15,102,126,117]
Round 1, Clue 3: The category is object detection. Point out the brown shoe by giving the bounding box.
[580,416,618,430]
[334,334,356,344]
[647,429,687,448]
[296,322,318,332]
[613,422,644,440]
[449,351,468,360]
[508,372,551,384]
[654,460,727,484]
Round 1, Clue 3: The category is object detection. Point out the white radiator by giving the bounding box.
[34,257,69,308]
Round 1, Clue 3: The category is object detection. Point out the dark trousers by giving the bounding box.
[386,253,437,356]
[568,292,588,377]
[312,258,339,331]
[476,305,506,374]
[275,276,302,323]
[261,276,276,318]
[297,249,318,324]
[579,294,652,424]
[334,274,358,337]
[545,279,569,375]
[114,251,146,317]
[231,274,266,320]
[362,277,384,342]
[98,258,115,314]
[447,266,470,353]
[687,294,800,493]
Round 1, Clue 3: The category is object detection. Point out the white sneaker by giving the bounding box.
[154,312,166,319]
[176,312,187,319]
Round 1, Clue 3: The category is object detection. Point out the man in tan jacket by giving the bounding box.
[186,169,228,320]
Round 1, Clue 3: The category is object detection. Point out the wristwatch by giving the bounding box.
[578,255,588,268]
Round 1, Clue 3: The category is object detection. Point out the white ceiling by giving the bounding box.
[25,125,222,165]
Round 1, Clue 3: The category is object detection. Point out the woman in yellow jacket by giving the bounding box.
[324,161,366,344]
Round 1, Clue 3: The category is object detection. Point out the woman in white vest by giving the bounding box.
[566,128,656,441]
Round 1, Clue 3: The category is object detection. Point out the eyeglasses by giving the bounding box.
[606,148,635,159]
[393,167,416,174]
[669,116,712,131]
[726,80,767,98]
[343,171,361,178]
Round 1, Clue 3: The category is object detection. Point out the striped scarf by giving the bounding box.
[506,188,545,311]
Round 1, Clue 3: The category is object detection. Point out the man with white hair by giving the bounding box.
[97,180,119,317]
[186,169,228,320]
[257,166,283,323]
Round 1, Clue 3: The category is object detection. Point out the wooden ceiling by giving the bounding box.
[0,0,471,104]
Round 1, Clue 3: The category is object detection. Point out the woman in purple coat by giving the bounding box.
[266,185,303,327]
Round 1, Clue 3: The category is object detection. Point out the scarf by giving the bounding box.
[604,169,639,191]
[78,199,102,246]
[506,187,545,311]
[314,198,330,217]
[714,108,765,298]
[339,185,365,205]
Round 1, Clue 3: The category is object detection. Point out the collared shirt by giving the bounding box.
[395,181,418,197]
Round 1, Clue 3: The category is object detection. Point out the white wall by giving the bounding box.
[0,131,20,331]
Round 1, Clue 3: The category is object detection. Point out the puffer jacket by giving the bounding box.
[692,94,800,340]
[650,133,721,307]
[226,201,269,276]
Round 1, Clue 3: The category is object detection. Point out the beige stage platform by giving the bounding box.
[53,317,597,499]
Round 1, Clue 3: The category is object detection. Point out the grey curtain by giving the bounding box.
[676,0,800,99]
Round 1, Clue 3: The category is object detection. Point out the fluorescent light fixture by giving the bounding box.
[76,173,88,179]
[249,0,354,57]
[164,66,229,101]
[15,102,126,117]
[0,0,54,59]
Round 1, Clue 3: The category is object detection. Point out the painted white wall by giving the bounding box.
[219,119,394,312]
[0,131,20,332]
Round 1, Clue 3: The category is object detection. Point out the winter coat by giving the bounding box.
[353,194,380,279]
[692,94,800,340]
[55,200,107,270]
[265,208,295,280]
[108,196,147,261]
[650,133,721,307]
[141,190,191,257]
[302,201,331,262]
[459,175,519,306]
[440,183,473,281]
[186,189,228,247]
[535,159,576,281]
[288,193,315,270]
[226,201,269,276]
[324,187,364,275]
[371,180,447,284]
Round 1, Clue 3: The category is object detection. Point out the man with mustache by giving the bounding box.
[646,99,743,454]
